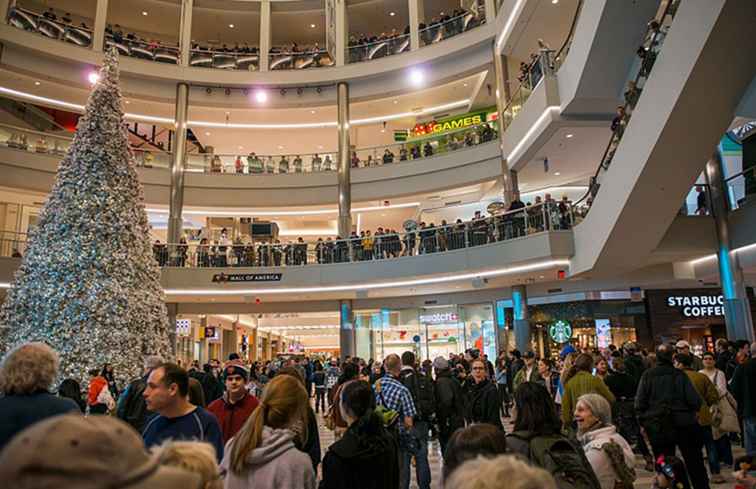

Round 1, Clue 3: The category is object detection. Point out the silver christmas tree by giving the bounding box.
[0,49,172,386]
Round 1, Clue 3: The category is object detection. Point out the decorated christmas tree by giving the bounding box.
[0,49,173,385]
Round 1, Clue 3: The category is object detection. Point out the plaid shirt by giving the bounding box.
[373,374,416,429]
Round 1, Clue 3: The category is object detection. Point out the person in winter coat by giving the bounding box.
[87,368,114,414]
[0,343,80,451]
[462,358,503,430]
[575,394,636,489]
[222,374,315,489]
[277,366,322,472]
[561,353,615,427]
[433,357,464,454]
[207,361,259,443]
[319,380,399,489]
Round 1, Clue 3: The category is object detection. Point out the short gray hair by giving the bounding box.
[0,342,59,395]
[144,355,164,370]
[577,393,612,426]
[445,454,556,489]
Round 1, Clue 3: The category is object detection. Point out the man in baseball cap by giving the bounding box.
[207,359,259,443]
[0,414,202,489]
[676,340,703,371]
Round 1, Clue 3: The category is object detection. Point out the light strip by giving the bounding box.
[0,85,469,130]
[505,106,560,164]
[146,202,420,217]
[163,259,569,295]
[689,241,756,266]
[495,0,527,52]
[520,186,588,198]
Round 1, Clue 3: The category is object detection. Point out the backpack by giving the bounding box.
[508,431,601,489]
[601,440,636,489]
[399,369,435,420]
[118,378,150,432]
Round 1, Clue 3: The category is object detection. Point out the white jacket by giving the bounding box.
[578,425,635,489]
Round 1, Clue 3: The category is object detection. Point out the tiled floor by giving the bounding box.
[313,403,743,488]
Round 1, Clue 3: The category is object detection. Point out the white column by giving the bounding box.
[485,0,496,23]
[178,0,193,66]
[92,0,108,52]
[259,0,272,71]
[0,0,12,20]
[335,0,347,66]
[409,0,424,51]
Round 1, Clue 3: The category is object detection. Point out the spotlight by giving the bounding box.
[87,72,100,85]
[409,67,424,87]
[242,88,249,95]
[205,87,212,95]
[254,89,268,103]
[280,88,287,96]
[297,87,304,96]
[316,86,322,94]
[225,88,231,96]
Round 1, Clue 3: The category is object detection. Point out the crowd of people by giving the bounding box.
[1,336,755,488]
[9,5,92,47]
[151,198,575,268]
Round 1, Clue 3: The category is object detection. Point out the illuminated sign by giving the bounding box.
[419,312,459,324]
[411,112,487,137]
[666,295,724,317]
[595,319,611,349]
[549,320,573,343]
[176,319,191,336]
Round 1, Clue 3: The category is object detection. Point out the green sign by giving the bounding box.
[548,320,573,343]
[394,129,408,142]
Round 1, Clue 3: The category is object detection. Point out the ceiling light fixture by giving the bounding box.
[229,23,235,28]
[554,172,561,176]
[552,0,559,4]
[389,11,396,16]
[34,81,41,86]
[205,132,211,136]
[142,11,148,16]
[409,67,425,87]
[310,23,316,28]
[254,89,267,103]
[565,133,573,138]
[310,110,316,114]
[125,100,130,104]
[146,202,420,217]
[87,72,100,85]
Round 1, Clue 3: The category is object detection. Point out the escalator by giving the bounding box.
[571,0,756,276]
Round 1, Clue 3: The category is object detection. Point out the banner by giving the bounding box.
[212,273,282,283]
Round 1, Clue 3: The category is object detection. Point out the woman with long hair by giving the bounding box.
[222,375,315,489]
[461,358,503,430]
[506,382,563,459]
[58,378,86,413]
[329,362,360,438]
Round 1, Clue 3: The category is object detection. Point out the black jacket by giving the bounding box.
[319,412,399,489]
[635,364,702,427]
[0,391,80,451]
[605,371,637,400]
[729,358,755,418]
[462,378,503,430]
[623,354,646,384]
[434,369,464,434]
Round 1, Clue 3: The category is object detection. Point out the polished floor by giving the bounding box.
[312,403,742,488]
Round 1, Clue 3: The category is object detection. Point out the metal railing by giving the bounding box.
[150,201,577,268]
[0,231,28,258]
[576,0,681,211]
[348,33,411,64]
[419,6,486,47]
[189,47,259,71]
[725,165,756,211]
[104,33,180,64]
[0,121,497,176]
[7,6,93,47]
[268,48,334,70]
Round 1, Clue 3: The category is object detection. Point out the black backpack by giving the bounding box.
[508,431,601,489]
[117,378,150,433]
[399,369,435,420]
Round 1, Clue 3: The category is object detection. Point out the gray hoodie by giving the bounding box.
[221,426,316,489]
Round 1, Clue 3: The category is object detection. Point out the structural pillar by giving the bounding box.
[167,83,189,256]
[166,303,177,356]
[92,0,108,52]
[484,0,497,23]
[408,0,424,51]
[705,153,755,342]
[339,300,355,361]
[492,44,519,206]
[512,285,531,353]
[178,0,193,66]
[337,82,352,238]
[249,327,258,361]
[334,0,347,66]
[259,0,272,71]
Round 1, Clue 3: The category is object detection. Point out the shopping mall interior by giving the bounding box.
[0,0,754,366]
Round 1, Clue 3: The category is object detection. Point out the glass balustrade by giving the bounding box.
[2,202,575,267]
[7,5,93,47]
[725,166,756,211]
[0,121,497,176]
[189,46,259,71]
[419,7,486,47]
[104,34,180,64]
[347,33,411,64]
[268,48,334,70]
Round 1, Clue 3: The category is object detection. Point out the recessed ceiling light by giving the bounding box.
[393,100,398,104]
[142,11,148,16]
[125,100,130,104]
[310,110,316,114]
[409,67,425,87]
[552,0,559,4]
[381,128,385,133]
[389,11,396,16]
[463,83,468,87]
[229,24,235,28]
[539,275,545,279]
[565,133,573,138]
[278,145,284,149]
[554,172,561,176]
[34,81,41,86]
[205,132,211,136]
[317,145,324,149]
[310,23,316,28]
[238,145,244,149]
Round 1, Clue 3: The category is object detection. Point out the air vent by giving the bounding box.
[547,288,563,294]
[424,300,438,305]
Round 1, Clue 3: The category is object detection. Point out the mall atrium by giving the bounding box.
[0,0,754,486]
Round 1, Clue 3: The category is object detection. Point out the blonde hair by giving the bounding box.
[445,454,556,489]
[229,374,308,475]
[0,342,59,395]
[152,441,221,489]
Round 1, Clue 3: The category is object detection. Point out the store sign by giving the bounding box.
[595,319,611,349]
[176,319,191,337]
[666,294,724,317]
[411,111,486,137]
[212,273,282,283]
[549,320,573,343]
[419,312,459,324]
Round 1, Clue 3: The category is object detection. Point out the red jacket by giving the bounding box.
[207,391,259,443]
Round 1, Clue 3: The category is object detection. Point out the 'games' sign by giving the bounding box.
[666,294,724,317]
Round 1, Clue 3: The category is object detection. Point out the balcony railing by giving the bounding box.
[268,48,334,70]
[419,6,486,47]
[348,33,410,64]
[1,202,576,266]
[0,121,498,176]
[725,166,756,211]
[190,46,259,71]
[104,33,180,64]
[7,6,92,47]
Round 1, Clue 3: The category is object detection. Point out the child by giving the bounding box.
[653,455,691,489]
[735,455,755,489]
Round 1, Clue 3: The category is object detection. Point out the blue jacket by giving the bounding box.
[142,406,224,460]
[0,391,80,450]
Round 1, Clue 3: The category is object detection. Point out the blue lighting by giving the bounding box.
[513,290,524,320]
